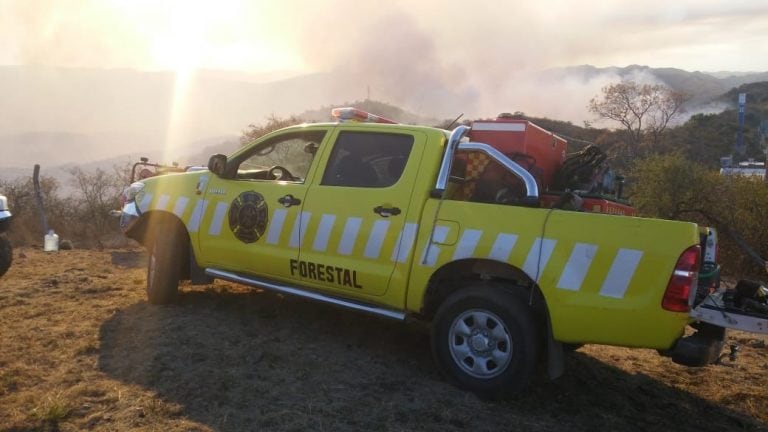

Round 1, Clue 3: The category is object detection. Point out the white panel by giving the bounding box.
[312,214,336,252]
[208,202,229,236]
[338,217,362,255]
[155,194,171,210]
[172,196,189,217]
[187,200,209,233]
[392,223,419,263]
[452,229,483,260]
[599,249,643,299]
[522,238,557,282]
[557,243,598,291]
[364,220,391,259]
[471,122,526,132]
[138,193,153,213]
[419,225,450,266]
[266,208,288,245]
[488,233,518,261]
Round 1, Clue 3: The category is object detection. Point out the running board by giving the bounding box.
[205,268,406,321]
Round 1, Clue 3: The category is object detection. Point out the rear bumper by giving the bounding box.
[663,323,725,366]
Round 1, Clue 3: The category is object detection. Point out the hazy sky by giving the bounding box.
[2,0,767,74]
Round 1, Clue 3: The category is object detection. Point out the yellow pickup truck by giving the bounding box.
[118,110,756,397]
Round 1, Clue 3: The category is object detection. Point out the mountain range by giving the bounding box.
[1,64,766,184]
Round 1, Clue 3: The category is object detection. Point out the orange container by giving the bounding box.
[468,117,567,189]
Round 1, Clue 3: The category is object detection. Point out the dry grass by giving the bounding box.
[0,248,767,431]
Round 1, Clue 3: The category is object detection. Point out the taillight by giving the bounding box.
[662,245,701,312]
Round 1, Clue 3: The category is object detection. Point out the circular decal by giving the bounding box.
[228,191,268,243]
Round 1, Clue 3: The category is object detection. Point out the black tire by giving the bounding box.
[0,234,11,278]
[146,224,183,304]
[432,284,540,398]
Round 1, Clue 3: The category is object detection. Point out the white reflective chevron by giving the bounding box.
[172,196,189,217]
[289,211,312,248]
[489,233,518,261]
[155,194,171,211]
[338,217,362,255]
[208,202,229,236]
[557,243,598,291]
[364,220,391,259]
[599,249,643,299]
[392,223,419,263]
[312,214,336,252]
[187,200,209,233]
[419,225,450,266]
[266,208,288,245]
[522,238,557,282]
[452,229,483,260]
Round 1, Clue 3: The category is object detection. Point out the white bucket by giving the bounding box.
[44,230,59,252]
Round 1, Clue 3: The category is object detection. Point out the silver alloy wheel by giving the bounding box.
[448,309,512,379]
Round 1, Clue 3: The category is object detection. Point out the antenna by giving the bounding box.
[446,113,464,130]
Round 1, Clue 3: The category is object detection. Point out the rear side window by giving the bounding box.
[321,132,414,188]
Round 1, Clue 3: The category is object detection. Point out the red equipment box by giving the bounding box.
[468,117,567,188]
[540,193,637,216]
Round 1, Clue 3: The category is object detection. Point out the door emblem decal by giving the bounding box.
[229,191,269,243]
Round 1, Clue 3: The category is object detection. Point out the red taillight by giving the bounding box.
[662,245,701,312]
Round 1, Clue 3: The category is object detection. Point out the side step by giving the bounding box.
[205,268,406,321]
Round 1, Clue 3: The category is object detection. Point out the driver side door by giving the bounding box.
[196,128,329,283]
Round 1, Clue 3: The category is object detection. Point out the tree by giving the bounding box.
[240,114,304,146]
[589,81,688,158]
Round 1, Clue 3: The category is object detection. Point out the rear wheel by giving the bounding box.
[146,225,183,304]
[432,284,540,398]
[0,234,11,277]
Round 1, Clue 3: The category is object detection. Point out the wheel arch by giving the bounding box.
[128,210,192,280]
[420,258,550,321]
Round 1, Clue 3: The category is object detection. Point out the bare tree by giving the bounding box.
[589,81,687,157]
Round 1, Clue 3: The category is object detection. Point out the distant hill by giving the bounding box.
[545,65,768,107]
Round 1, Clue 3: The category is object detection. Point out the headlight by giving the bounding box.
[123,182,145,203]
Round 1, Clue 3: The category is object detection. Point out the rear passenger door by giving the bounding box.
[297,128,426,297]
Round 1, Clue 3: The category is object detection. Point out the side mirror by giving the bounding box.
[208,154,228,177]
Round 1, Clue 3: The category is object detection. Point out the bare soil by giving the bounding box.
[1,248,767,432]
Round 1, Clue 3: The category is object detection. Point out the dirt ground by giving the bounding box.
[1,248,767,432]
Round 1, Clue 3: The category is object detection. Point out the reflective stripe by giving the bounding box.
[557,243,598,291]
[392,223,418,263]
[419,225,450,266]
[599,249,643,299]
[338,217,362,255]
[208,202,229,236]
[155,194,171,211]
[139,193,153,213]
[173,196,189,217]
[266,208,288,245]
[289,211,312,248]
[472,122,526,132]
[452,229,483,260]
[312,214,336,252]
[364,220,391,259]
[489,233,518,262]
[523,238,557,282]
[187,200,208,233]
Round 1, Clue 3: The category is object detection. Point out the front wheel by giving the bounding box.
[0,234,12,277]
[431,284,540,398]
[146,225,183,304]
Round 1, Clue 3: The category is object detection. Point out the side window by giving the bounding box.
[321,132,414,188]
[235,131,325,183]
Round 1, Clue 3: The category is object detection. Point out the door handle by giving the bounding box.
[373,205,401,217]
[278,194,301,207]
